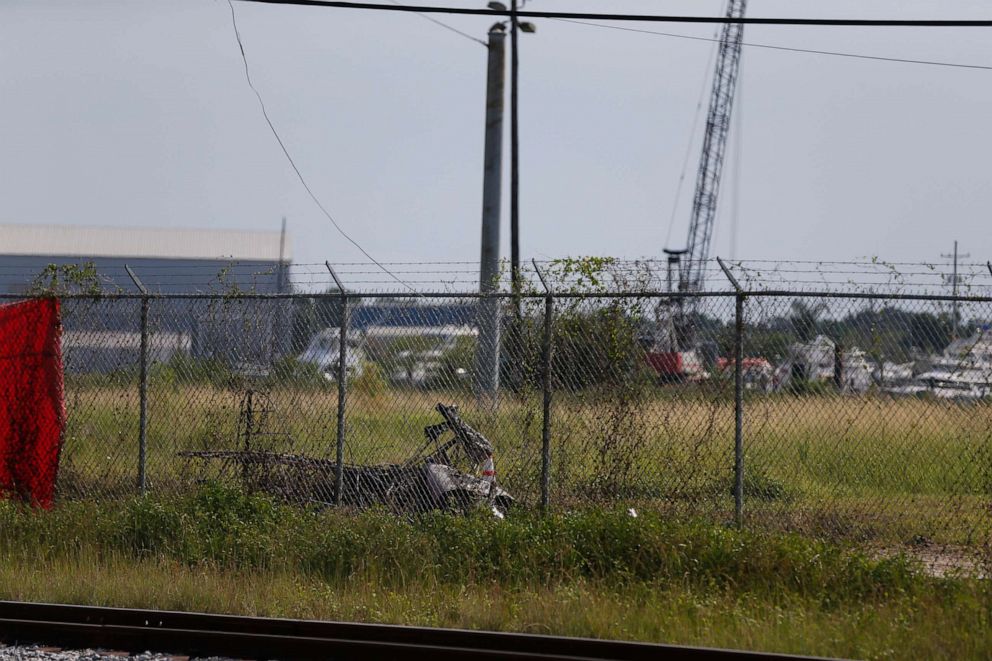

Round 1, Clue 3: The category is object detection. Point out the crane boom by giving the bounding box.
[648,0,745,380]
[680,0,746,293]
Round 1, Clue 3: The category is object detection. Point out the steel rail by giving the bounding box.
[0,601,832,660]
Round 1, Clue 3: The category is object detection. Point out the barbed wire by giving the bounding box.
[2,259,990,296]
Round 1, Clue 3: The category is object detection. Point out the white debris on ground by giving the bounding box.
[0,645,232,661]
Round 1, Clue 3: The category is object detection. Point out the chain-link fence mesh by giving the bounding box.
[741,294,991,573]
[3,259,990,573]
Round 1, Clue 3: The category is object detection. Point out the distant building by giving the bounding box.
[0,223,291,372]
[0,223,289,295]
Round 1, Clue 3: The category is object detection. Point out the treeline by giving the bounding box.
[514,300,972,391]
[745,303,966,363]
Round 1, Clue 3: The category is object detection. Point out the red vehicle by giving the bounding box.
[645,348,707,381]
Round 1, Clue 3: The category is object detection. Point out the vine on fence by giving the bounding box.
[28,262,106,297]
[533,258,661,499]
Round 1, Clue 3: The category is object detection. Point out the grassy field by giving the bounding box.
[56,382,991,550]
[0,489,988,660]
[50,380,992,549]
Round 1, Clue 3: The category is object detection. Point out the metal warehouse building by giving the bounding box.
[0,223,291,372]
[0,223,289,294]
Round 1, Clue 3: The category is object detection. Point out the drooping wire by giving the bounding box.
[554,19,992,71]
[226,0,421,294]
[387,0,487,46]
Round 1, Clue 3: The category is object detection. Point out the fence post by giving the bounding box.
[716,258,745,527]
[732,292,744,525]
[833,342,844,391]
[326,262,348,506]
[533,260,553,512]
[125,265,149,496]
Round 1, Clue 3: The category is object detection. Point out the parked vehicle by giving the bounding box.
[716,357,774,391]
[364,325,476,387]
[895,358,992,400]
[298,328,366,380]
[641,308,710,381]
[772,335,873,393]
[883,328,992,400]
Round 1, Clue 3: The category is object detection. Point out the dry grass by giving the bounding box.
[0,553,988,661]
[56,384,991,548]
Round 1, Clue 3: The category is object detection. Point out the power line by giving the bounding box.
[555,19,992,71]
[233,1,992,27]
[226,0,420,294]
[387,0,486,46]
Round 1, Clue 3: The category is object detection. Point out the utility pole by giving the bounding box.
[506,3,535,294]
[510,0,521,310]
[277,217,287,294]
[273,217,289,362]
[506,1,535,392]
[941,240,970,340]
[475,23,507,401]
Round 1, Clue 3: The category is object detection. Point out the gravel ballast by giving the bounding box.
[0,645,232,661]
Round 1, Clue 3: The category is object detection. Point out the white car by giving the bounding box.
[298,328,366,381]
[364,325,476,387]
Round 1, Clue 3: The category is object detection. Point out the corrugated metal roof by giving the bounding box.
[0,223,291,261]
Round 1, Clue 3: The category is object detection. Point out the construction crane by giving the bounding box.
[680,0,746,293]
[648,0,746,380]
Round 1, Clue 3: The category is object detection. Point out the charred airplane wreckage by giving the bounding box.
[180,399,512,516]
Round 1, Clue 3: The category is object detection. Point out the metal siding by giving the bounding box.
[0,256,290,366]
[0,224,290,262]
[0,256,286,295]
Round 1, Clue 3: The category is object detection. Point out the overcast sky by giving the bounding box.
[1,0,990,272]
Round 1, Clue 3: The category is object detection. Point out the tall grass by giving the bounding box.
[1,555,988,660]
[0,487,988,659]
[0,485,938,597]
[54,385,992,548]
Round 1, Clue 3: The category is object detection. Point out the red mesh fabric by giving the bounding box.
[0,298,65,508]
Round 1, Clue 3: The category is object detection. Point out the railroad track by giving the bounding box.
[0,601,831,660]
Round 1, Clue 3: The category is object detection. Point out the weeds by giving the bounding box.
[0,485,928,601]
[1,486,988,659]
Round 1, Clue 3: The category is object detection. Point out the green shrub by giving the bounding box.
[151,354,233,388]
[0,488,929,603]
[426,336,476,391]
[352,362,387,396]
[722,468,790,502]
[267,357,329,390]
[787,377,833,397]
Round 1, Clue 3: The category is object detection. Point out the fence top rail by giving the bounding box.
[0,290,739,301]
[7,259,989,298]
[1,289,991,303]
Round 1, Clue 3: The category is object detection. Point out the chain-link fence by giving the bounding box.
[4,259,991,571]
